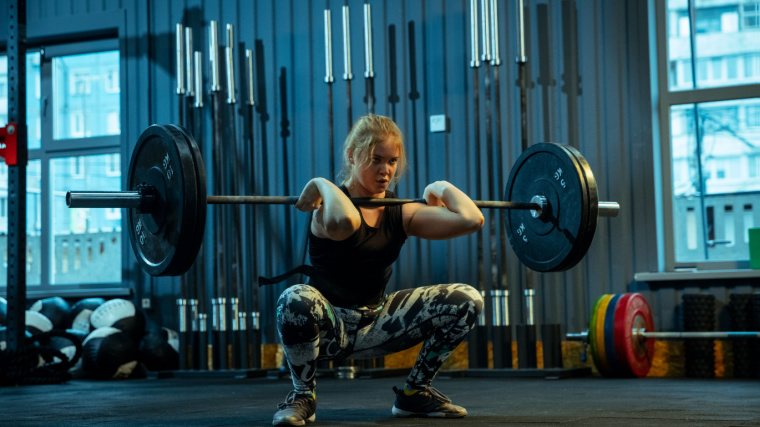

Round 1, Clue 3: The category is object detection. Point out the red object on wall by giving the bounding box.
[0,122,19,166]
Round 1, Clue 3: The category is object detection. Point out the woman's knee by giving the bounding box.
[452,283,483,323]
[276,284,323,324]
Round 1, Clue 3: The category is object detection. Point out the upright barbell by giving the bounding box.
[66,124,619,277]
[567,293,760,378]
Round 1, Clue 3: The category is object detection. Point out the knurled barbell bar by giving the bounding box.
[566,293,760,378]
[66,124,619,277]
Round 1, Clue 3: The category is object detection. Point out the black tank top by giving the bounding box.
[307,187,408,308]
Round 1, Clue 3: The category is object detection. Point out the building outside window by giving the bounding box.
[655,0,760,270]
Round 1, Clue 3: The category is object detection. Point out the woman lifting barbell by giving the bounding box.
[272,113,485,425]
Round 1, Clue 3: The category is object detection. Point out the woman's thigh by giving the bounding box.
[350,283,480,358]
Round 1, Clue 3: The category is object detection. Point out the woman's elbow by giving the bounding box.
[474,213,485,231]
[465,212,485,233]
[325,215,360,240]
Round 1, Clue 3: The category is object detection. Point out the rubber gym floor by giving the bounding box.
[2,372,759,426]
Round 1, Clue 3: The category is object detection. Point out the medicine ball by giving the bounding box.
[49,329,87,365]
[25,310,53,336]
[66,297,105,333]
[82,327,138,379]
[0,296,7,326]
[29,297,71,330]
[90,299,146,343]
[139,327,180,371]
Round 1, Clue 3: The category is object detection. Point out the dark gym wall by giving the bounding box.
[4,0,666,343]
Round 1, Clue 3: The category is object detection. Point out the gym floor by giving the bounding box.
[3,372,759,426]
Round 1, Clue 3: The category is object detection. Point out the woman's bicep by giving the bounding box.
[404,204,482,240]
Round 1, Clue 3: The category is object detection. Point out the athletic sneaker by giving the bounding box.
[391,385,468,418]
[272,391,316,426]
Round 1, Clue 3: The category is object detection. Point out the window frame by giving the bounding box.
[0,39,127,298]
[41,40,123,293]
[652,0,760,272]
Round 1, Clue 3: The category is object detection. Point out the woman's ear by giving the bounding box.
[347,148,355,165]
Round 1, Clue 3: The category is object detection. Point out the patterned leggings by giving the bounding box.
[276,283,483,394]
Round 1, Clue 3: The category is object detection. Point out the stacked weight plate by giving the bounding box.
[126,124,207,276]
[504,142,600,272]
[588,293,655,378]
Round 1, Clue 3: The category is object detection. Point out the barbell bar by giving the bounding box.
[67,191,621,214]
[65,124,620,277]
[567,293,760,378]
[568,330,760,340]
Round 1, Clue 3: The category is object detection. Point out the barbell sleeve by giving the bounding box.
[176,24,185,95]
[598,201,620,217]
[67,191,145,209]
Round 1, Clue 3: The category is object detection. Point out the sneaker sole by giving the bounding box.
[272,413,316,426]
[392,406,467,418]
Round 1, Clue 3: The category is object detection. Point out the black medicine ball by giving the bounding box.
[82,327,139,379]
[66,297,106,333]
[25,310,53,336]
[48,330,86,365]
[29,297,71,330]
[139,327,180,371]
[90,299,146,343]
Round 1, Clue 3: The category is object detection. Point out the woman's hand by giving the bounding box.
[295,179,324,212]
[297,178,361,240]
[423,181,453,208]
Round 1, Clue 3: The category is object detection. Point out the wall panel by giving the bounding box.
[4,0,720,349]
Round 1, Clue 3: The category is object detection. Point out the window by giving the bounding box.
[71,156,85,179]
[654,0,760,270]
[104,153,120,177]
[53,50,120,141]
[51,154,121,285]
[0,53,42,149]
[743,2,760,28]
[104,67,119,94]
[0,40,122,293]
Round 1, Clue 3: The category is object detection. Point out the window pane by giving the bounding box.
[670,99,760,263]
[0,52,43,150]
[0,160,42,286]
[667,0,760,90]
[53,51,120,140]
[51,154,121,284]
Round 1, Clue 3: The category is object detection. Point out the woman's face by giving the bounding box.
[351,137,400,197]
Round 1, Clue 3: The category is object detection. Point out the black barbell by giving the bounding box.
[66,124,619,277]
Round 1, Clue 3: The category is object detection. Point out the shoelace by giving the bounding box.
[394,386,452,404]
[423,387,452,404]
[277,390,311,410]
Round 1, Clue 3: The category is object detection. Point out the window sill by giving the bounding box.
[634,269,760,282]
[22,287,132,299]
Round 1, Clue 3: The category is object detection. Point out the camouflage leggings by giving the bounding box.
[276,283,483,394]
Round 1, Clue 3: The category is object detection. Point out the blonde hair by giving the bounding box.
[339,114,407,190]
